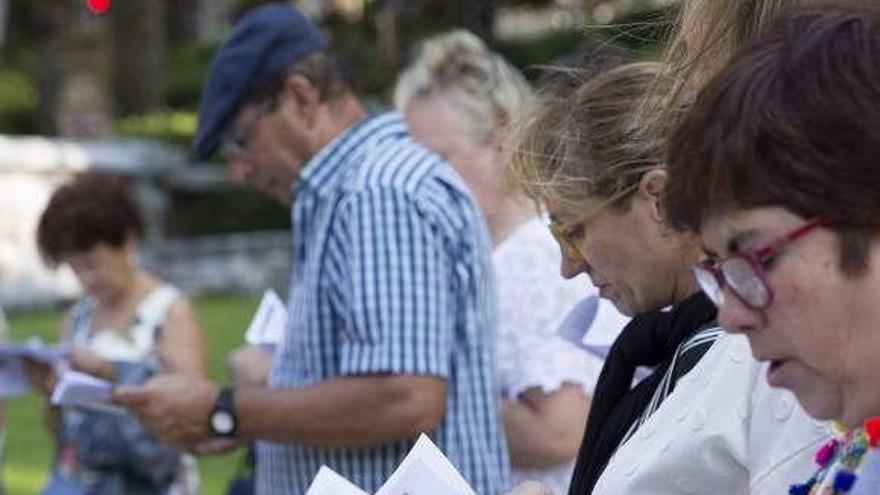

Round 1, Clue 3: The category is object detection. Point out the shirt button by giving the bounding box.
[738,398,751,420]
[625,462,640,477]
[775,396,794,421]
[676,407,690,423]
[690,409,708,432]
[727,345,745,363]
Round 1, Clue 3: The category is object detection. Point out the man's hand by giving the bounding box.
[505,481,555,495]
[114,374,219,449]
[226,345,272,385]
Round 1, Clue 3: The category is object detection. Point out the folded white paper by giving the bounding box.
[557,295,652,382]
[0,337,66,364]
[51,370,123,414]
[305,434,477,495]
[0,338,67,398]
[376,434,477,495]
[244,289,288,346]
[557,295,630,358]
[305,466,370,495]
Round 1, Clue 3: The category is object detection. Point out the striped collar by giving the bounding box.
[294,111,408,199]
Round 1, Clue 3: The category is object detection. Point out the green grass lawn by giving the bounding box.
[4,294,260,495]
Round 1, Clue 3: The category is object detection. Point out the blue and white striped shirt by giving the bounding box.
[256,112,511,495]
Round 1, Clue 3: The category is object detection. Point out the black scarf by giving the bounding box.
[567,292,717,495]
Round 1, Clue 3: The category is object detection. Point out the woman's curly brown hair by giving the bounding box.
[37,171,143,266]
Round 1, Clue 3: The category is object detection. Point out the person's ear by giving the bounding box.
[279,73,321,129]
[637,168,668,222]
[489,126,507,153]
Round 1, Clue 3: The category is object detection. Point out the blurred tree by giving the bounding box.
[374,0,400,69]
[444,0,495,39]
[232,0,283,22]
[20,0,79,135]
[111,0,166,116]
[166,0,200,43]
[7,0,118,136]
[0,0,9,51]
[367,0,498,71]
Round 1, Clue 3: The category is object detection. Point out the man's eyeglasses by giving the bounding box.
[694,217,825,309]
[547,183,640,265]
[220,100,273,160]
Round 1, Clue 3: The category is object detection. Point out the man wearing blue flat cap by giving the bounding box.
[116,4,511,494]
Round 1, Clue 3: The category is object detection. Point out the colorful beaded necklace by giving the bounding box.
[789,417,880,495]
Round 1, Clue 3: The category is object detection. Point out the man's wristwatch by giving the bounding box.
[208,386,238,437]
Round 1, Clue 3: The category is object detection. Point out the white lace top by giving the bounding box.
[494,217,628,493]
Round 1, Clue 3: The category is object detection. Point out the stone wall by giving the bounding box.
[141,231,291,299]
[0,136,289,310]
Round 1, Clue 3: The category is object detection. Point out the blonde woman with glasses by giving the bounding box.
[396,30,629,494]
[503,62,829,495]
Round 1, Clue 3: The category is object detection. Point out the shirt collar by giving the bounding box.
[293,111,407,199]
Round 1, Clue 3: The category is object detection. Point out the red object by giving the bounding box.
[865,417,880,448]
[86,0,111,15]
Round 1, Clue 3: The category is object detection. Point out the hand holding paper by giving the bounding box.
[0,337,68,397]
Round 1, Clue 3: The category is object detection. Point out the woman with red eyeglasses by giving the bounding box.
[504,61,829,495]
[666,8,880,495]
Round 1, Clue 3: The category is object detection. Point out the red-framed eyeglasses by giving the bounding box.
[693,217,825,309]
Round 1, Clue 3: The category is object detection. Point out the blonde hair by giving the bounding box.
[643,0,795,139]
[506,62,671,213]
[394,29,534,141]
[645,0,876,139]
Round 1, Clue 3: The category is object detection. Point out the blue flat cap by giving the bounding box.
[193,4,327,160]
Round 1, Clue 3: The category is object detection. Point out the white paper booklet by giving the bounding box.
[304,434,477,495]
[244,289,288,346]
[0,337,65,364]
[375,434,477,495]
[557,295,653,382]
[305,466,370,495]
[50,370,123,414]
[0,337,67,397]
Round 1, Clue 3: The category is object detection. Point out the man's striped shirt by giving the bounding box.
[256,112,511,495]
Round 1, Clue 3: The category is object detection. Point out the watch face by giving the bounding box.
[211,410,235,435]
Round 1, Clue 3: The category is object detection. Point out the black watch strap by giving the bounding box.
[216,386,235,411]
[209,386,238,437]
